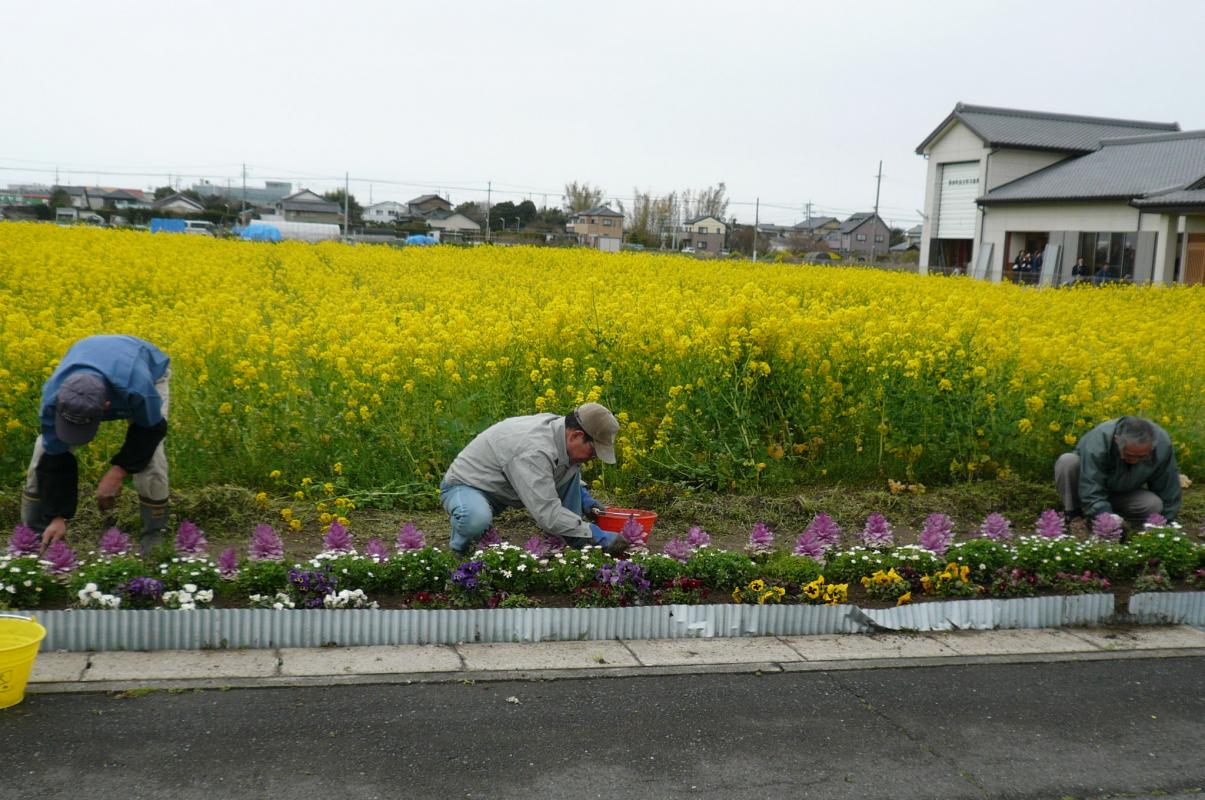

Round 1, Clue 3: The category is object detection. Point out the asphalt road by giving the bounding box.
[2,657,1202,799]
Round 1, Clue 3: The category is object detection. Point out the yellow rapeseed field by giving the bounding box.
[1,223,1201,506]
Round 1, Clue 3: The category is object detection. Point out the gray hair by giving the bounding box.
[1114,417,1155,447]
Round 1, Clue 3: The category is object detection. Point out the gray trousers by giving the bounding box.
[1053,452,1163,525]
[22,371,170,533]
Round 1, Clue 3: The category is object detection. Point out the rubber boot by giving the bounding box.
[20,492,48,534]
[139,496,169,557]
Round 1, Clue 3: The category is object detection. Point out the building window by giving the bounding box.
[1076,231,1137,281]
[856,233,867,242]
[875,235,885,243]
[697,241,707,249]
[698,226,707,234]
[603,218,613,227]
[590,218,597,224]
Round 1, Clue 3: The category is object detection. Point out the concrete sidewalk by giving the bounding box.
[27,624,1205,694]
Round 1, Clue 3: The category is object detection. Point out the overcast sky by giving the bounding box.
[4,0,1204,226]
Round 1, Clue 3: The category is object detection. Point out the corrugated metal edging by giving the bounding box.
[861,595,1114,632]
[24,595,1122,652]
[1128,592,1205,625]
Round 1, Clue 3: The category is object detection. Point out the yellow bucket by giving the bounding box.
[0,614,47,709]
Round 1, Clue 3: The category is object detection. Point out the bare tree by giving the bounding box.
[563,181,606,213]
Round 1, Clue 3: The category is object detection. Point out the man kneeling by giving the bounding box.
[1054,416,1181,529]
[440,403,624,556]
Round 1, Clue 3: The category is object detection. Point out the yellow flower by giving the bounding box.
[731,587,744,604]
[333,462,343,475]
[254,491,268,503]
[270,470,282,479]
[288,518,302,531]
[749,579,765,593]
[279,508,293,520]
[897,591,912,606]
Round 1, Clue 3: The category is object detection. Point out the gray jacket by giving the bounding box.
[1075,417,1181,521]
[442,414,592,539]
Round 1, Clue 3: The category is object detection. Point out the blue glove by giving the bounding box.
[580,486,605,517]
[589,523,619,548]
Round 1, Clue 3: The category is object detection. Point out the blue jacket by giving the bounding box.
[36,335,170,519]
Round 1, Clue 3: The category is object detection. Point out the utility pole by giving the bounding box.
[871,160,883,263]
[485,180,492,243]
[241,163,247,221]
[805,200,812,223]
[752,197,760,262]
[343,171,350,237]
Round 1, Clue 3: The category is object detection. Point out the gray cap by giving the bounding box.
[55,372,107,445]
[576,402,618,464]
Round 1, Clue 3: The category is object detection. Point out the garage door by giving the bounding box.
[937,161,980,239]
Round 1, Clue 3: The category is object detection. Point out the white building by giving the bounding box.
[363,200,409,223]
[914,103,1205,285]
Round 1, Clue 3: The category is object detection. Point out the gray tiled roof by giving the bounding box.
[838,212,877,234]
[684,213,724,225]
[979,130,1205,204]
[575,205,622,217]
[280,199,342,213]
[1131,187,1205,208]
[916,103,1179,155]
[793,216,837,231]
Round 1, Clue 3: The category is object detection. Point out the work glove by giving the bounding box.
[590,524,629,558]
[580,486,605,517]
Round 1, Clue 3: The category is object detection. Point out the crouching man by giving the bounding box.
[440,403,625,556]
[1055,416,1181,528]
[22,335,172,555]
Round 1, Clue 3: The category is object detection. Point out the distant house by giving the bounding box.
[679,214,727,252]
[838,212,891,256]
[152,193,205,215]
[567,204,623,247]
[363,200,410,224]
[276,189,344,224]
[426,209,481,237]
[905,224,923,248]
[99,189,150,210]
[793,216,842,249]
[407,194,453,217]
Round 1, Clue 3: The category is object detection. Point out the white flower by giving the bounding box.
[183,583,198,593]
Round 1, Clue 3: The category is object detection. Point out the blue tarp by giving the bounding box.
[240,223,282,242]
[150,218,187,234]
[405,234,438,245]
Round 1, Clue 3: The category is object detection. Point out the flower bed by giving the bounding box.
[3,516,1201,615]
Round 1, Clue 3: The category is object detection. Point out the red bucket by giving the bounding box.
[595,507,658,536]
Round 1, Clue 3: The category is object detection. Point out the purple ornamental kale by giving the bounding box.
[364,537,390,561]
[685,526,711,548]
[43,540,79,574]
[1035,509,1065,538]
[323,520,354,553]
[8,524,41,556]
[663,538,692,562]
[218,547,239,579]
[805,513,843,549]
[1092,513,1123,543]
[979,513,1013,542]
[479,527,502,548]
[249,524,284,561]
[395,522,426,551]
[918,513,955,556]
[175,520,208,555]
[620,516,647,547]
[793,528,826,560]
[99,527,134,556]
[524,535,565,558]
[746,522,774,555]
[861,513,894,548]
[1145,513,1168,527]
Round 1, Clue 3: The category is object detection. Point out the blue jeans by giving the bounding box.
[441,475,585,554]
